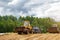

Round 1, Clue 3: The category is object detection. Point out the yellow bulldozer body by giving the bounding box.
[23,21,32,30]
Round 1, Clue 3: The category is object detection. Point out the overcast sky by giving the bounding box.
[0,0,60,21]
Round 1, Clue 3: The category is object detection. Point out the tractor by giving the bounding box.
[15,21,33,34]
[47,24,60,33]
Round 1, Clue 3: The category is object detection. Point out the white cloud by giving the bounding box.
[45,2,60,21]
[0,7,4,16]
[0,7,13,16]
[8,0,19,5]
[0,0,60,21]
[18,11,27,17]
[28,6,45,17]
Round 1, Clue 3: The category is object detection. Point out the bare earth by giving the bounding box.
[0,33,60,40]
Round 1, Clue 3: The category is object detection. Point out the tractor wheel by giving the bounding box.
[29,31,33,34]
[23,29,29,34]
[18,31,22,34]
[23,30,29,34]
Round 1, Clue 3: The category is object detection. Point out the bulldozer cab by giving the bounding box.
[24,21,30,27]
[23,21,32,29]
[52,24,58,27]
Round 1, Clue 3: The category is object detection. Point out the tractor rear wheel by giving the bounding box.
[23,29,30,34]
[18,31,22,34]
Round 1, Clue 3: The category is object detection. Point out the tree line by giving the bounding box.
[0,15,57,33]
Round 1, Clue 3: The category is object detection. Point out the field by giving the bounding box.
[0,33,60,40]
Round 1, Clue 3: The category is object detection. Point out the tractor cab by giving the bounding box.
[15,20,33,34]
[32,26,41,33]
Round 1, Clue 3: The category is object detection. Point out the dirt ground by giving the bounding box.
[0,33,60,40]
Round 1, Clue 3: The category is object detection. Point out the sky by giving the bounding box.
[0,0,60,21]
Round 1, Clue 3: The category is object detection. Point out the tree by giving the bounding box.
[0,15,56,33]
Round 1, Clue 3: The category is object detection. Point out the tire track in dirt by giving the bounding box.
[26,34,50,40]
[1,33,60,40]
[35,34,50,40]
[45,34,58,40]
[16,34,33,40]
[50,34,59,40]
[19,34,40,40]
[56,34,60,40]
[34,34,58,40]
[14,34,60,40]
[34,34,50,40]
[25,34,42,40]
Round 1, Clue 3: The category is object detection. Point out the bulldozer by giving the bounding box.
[47,24,60,33]
[15,21,33,34]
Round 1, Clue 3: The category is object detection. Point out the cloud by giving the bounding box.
[45,2,60,21]
[0,0,12,7]
[0,0,60,21]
